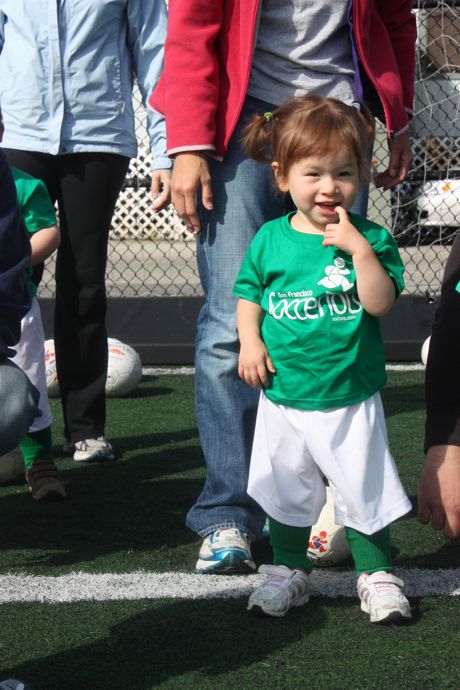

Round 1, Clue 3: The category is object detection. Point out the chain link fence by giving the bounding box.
[40,0,459,304]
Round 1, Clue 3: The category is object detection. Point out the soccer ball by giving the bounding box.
[44,339,60,397]
[307,488,351,567]
[106,338,142,397]
[421,335,431,367]
[44,338,142,398]
[0,448,24,484]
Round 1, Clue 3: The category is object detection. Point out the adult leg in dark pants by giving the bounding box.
[4,150,130,449]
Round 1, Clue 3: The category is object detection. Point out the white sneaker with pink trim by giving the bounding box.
[357,571,412,623]
[248,564,309,617]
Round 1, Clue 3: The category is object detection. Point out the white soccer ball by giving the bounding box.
[307,488,351,567]
[44,338,143,398]
[106,338,142,397]
[0,448,24,484]
[421,335,431,367]
[44,339,60,398]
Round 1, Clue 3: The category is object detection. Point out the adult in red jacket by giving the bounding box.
[150,0,417,574]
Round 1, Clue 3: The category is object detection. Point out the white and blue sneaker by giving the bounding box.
[196,528,256,574]
[73,436,114,462]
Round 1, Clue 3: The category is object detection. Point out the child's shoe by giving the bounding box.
[25,460,66,501]
[248,564,309,617]
[357,571,412,624]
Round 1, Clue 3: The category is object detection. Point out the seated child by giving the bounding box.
[11,166,65,501]
[234,96,412,624]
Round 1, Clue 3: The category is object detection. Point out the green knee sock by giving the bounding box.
[345,526,393,576]
[20,427,53,470]
[268,517,313,573]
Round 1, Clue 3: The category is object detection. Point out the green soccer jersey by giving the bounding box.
[12,166,57,297]
[234,212,405,411]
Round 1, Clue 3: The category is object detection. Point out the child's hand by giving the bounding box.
[238,338,276,389]
[323,206,371,257]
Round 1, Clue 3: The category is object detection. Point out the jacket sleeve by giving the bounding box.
[0,150,31,358]
[126,0,172,171]
[375,0,417,116]
[149,0,225,155]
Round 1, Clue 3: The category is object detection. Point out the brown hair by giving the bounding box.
[242,95,375,182]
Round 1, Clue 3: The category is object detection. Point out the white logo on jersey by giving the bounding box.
[268,290,362,321]
[317,257,354,292]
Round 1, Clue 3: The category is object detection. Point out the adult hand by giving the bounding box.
[171,153,213,234]
[418,445,460,539]
[151,170,172,212]
[374,129,412,190]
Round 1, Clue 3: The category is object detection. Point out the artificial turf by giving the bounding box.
[0,370,453,574]
[0,369,459,689]
[1,597,460,689]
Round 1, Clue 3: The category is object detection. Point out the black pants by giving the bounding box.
[424,230,460,451]
[5,150,130,442]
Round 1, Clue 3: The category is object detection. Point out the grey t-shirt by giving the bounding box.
[247,0,355,106]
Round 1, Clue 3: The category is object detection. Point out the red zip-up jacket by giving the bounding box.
[149,0,416,160]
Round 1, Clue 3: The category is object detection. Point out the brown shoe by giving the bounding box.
[25,460,67,501]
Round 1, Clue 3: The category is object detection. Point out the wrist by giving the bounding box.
[173,151,206,161]
[351,240,373,262]
[239,333,263,347]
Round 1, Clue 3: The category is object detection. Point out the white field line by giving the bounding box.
[143,364,424,376]
[143,366,195,376]
[0,568,458,604]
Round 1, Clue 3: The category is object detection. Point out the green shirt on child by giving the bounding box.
[12,166,57,297]
[234,212,405,411]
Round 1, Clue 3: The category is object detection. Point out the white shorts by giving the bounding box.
[248,392,412,535]
[11,296,53,433]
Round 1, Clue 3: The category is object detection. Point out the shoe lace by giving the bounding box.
[363,573,403,600]
[263,568,306,595]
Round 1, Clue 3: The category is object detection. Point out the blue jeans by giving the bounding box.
[187,95,369,540]
[0,360,39,456]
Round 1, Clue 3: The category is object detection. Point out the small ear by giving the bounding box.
[271,162,288,192]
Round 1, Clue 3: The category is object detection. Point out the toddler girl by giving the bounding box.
[234,96,412,624]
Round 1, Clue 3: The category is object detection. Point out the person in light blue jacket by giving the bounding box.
[0,0,171,462]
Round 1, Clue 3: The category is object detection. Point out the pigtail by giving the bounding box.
[241,112,274,163]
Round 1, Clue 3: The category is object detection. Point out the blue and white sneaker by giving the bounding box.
[196,528,256,574]
[73,436,114,462]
